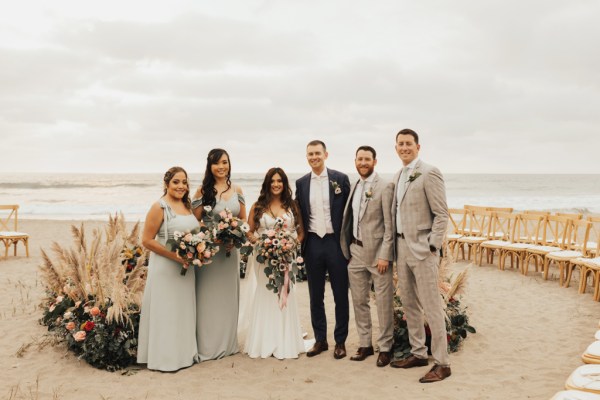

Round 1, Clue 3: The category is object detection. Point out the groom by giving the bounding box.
[296,140,351,359]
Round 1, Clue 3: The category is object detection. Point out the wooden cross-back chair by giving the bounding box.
[454,209,493,261]
[0,205,30,258]
[543,218,588,285]
[447,208,467,259]
[523,210,550,215]
[523,215,571,276]
[566,217,600,296]
[477,212,517,268]
[499,214,545,273]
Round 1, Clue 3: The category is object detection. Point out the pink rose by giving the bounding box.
[90,306,100,317]
[187,252,194,259]
[219,211,228,218]
[73,331,86,342]
[183,233,192,242]
[266,230,276,238]
[196,242,206,253]
[203,250,212,258]
[66,321,76,331]
[296,256,304,263]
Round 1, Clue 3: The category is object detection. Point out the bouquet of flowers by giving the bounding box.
[255,217,302,308]
[203,206,253,258]
[166,227,219,276]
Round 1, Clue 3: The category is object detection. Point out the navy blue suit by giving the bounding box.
[295,168,351,344]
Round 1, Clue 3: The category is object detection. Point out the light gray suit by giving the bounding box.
[392,159,450,366]
[341,173,395,351]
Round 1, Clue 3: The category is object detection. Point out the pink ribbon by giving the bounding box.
[279,267,290,310]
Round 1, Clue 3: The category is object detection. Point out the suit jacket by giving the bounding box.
[295,168,351,249]
[340,173,394,265]
[391,160,449,261]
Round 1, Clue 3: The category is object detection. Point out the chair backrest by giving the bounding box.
[555,212,583,220]
[584,217,600,256]
[541,215,571,248]
[569,219,592,254]
[448,208,467,235]
[464,204,487,211]
[514,214,545,244]
[0,205,19,231]
[490,211,517,241]
[464,209,493,238]
[523,210,551,216]
[487,207,514,213]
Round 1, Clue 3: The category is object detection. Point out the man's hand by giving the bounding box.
[377,259,390,274]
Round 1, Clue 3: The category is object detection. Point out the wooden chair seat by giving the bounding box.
[583,341,600,364]
[547,250,584,260]
[481,239,511,248]
[0,205,30,258]
[566,365,600,394]
[527,245,562,254]
[551,390,600,400]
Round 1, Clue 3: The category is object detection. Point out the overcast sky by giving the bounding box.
[1,0,599,174]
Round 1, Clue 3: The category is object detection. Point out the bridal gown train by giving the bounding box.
[242,212,313,359]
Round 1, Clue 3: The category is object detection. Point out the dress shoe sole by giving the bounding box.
[389,358,429,369]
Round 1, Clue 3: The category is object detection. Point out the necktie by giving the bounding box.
[314,176,327,237]
[396,167,410,234]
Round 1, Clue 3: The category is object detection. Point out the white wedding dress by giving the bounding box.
[239,212,313,359]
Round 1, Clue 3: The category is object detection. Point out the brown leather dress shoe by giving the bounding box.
[307,341,329,357]
[350,346,374,361]
[389,355,429,369]
[419,365,451,383]
[376,351,392,367]
[333,343,346,359]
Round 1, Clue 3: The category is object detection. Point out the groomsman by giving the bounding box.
[390,128,451,383]
[296,140,351,359]
[340,146,395,367]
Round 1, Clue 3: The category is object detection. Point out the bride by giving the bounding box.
[240,167,312,359]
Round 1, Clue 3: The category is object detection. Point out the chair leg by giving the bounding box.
[543,258,550,280]
[24,238,29,257]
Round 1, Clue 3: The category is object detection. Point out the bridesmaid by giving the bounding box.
[137,166,199,372]
[192,148,247,361]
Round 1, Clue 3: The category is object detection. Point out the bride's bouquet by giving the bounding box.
[166,227,219,275]
[203,206,253,258]
[255,217,302,308]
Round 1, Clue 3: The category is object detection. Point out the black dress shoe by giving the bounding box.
[307,341,329,357]
[376,351,392,367]
[389,355,429,369]
[350,346,374,361]
[333,343,347,359]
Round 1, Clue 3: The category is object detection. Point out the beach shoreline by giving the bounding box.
[1,219,599,399]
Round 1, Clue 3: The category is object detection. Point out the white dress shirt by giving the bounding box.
[309,170,334,235]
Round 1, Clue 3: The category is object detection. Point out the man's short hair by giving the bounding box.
[395,128,419,144]
[307,140,326,151]
[355,145,376,159]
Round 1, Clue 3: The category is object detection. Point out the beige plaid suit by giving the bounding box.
[340,173,395,351]
[391,159,450,366]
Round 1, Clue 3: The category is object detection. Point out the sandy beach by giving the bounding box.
[1,219,599,400]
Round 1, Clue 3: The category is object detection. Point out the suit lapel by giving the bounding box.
[327,168,335,210]
[358,173,378,222]
[400,160,421,204]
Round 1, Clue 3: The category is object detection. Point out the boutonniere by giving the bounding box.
[330,180,342,195]
[408,172,422,182]
[364,189,373,201]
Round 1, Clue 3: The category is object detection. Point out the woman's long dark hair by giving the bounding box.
[201,148,231,208]
[163,166,191,209]
[253,167,300,228]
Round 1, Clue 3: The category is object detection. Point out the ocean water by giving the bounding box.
[0,173,599,221]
